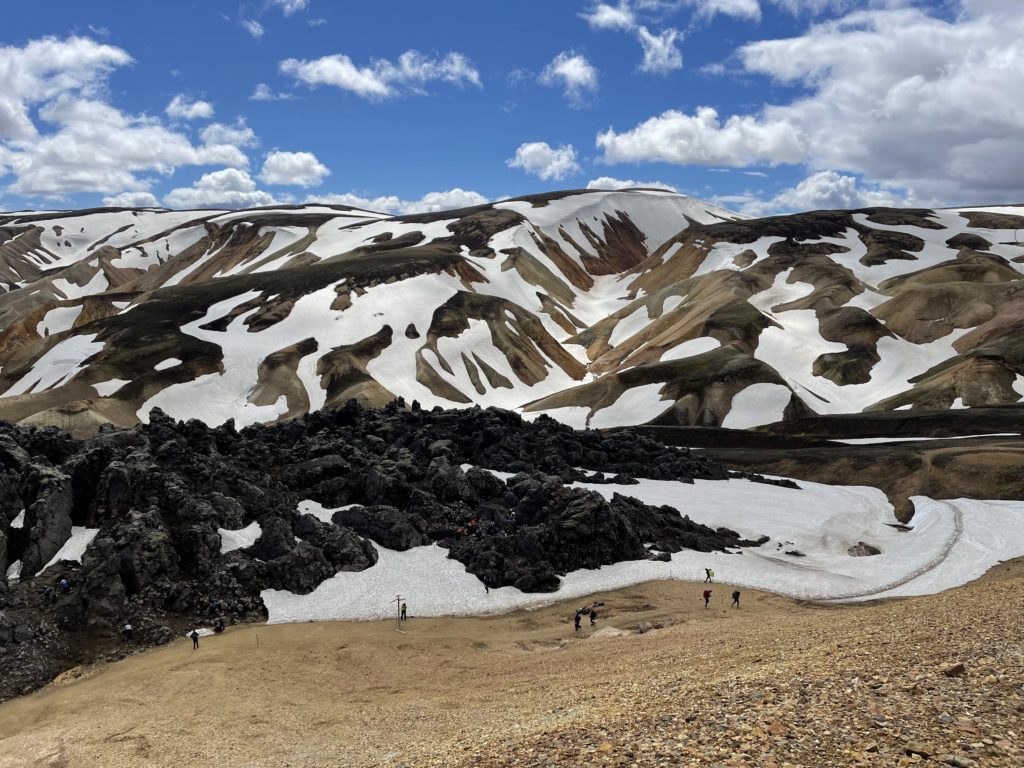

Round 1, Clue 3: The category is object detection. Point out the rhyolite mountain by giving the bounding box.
[1,189,1023,435]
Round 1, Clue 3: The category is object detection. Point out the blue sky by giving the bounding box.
[0,0,1020,214]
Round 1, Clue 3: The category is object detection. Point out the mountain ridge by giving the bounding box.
[0,189,1022,435]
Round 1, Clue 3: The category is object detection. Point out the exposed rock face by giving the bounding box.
[0,399,766,701]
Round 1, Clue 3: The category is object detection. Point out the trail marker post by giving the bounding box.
[394,594,405,633]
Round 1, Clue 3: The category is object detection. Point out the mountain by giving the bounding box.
[3,189,1022,435]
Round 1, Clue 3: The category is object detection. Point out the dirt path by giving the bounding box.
[1,566,1023,768]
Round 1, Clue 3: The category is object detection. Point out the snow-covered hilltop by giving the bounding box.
[0,190,1022,433]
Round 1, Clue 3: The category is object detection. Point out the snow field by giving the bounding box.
[260,473,1024,623]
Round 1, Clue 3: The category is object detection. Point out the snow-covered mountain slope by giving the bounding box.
[0,191,1023,433]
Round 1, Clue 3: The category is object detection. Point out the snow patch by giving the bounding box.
[36,305,82,337]
[722,383,791,429]
[93,378,131,397]
[218,521,262,554]
[36,527,100,576]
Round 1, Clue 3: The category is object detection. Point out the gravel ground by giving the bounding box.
[0,564,1021,768]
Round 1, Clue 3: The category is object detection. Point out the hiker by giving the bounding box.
[703,589,712,609]
[401,602,407,621]
[731,590,741,608]
[589,607,597,626]
[190,629,200,650]
[213,617,225,633]
[574,612,581,631]
[123,623,133,642]
[43,586,55,604]
[59,578,70,594]
[704,568,714,584]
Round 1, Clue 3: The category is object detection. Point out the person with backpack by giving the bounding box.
[589,607,597,626]
[400,602,407,621]
[704,568,714,583]
[574,612,581,631]
[731,590,741,608]
[190,629,200,650]
[703,589,712,608]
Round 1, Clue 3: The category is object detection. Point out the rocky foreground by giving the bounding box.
[0,564,1021,767]
[1,401,781,701]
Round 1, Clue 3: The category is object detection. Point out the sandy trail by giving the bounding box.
[1,564,1023,767]
[0,581,794,767]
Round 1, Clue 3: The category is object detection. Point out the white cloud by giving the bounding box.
[507,142,582,181]
[6,96,250,197]
[739,170,905,216]
[165,94,214,120]
[730,3,1024,202]
[690,0,762,20]
[0,35,132,141]
[280,50,481,100]
[597,106,807,167]
[102,191,160,208]
[0,35,266,203]
[586,176,678,191]
[241,20,265,39]
[306,187,489,215]
[200,119,258,149]
[164,168,276,209]
[579,3,684,76]
[636,26,683,73]
[259,150,330,187]
[250,83,294,101]
[540,52,599,108]
[581,1,636,30]
[272,0,308,15]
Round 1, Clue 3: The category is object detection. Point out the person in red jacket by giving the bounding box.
[703,589,712,608]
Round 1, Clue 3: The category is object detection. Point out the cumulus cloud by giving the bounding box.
[259,150,329,186]
[636,26,683,73]
[732,3,1024,202]
[280,50,481,100]
[540,52,599,107]
[507,142,582,181]
[739,170,906,216]
[580,1,636,30]
[164,168,276,208]
[580,2,683,74]
[0,35,132,141]
[102,191,160,208]
[6,96,249,197]
[586,176,678,191]
[200,119,258,149]
[306,187,489,215]
[165,94,214,120]
[241,20,265,39]
[0,36,269,201]
[597,106,807,167]
[250,83,294,101]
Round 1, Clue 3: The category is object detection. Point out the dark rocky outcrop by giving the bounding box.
[0,399,773,701]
